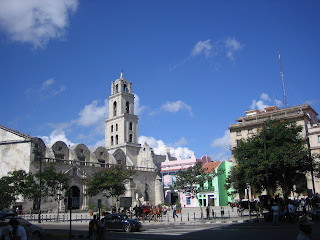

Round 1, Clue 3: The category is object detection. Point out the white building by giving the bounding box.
[0,73,164,212]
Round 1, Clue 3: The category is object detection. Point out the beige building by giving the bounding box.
[0,73,164,212]
[229,104,320,197]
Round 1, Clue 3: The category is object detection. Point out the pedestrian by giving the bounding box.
[288,201,295,223]
[172,204,178,219]
[271,202,280,226]
[297,215,313,240]
[98,217,106,240]
[206,205,210,219]
[220,207,224,218]
[300,198,307,215]
[5,218,27,240]
[89,214,99,240]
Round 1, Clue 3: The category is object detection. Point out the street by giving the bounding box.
[40,220,320,240]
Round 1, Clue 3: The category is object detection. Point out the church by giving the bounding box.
[0,73,166,212]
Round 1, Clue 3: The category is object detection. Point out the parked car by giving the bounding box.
[0,212,17,220]
[0,216,43,240]
[103,213,142,232]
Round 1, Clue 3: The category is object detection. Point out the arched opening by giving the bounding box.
[113,101,117,116]
[116,124,118,131]
[111,125,113,132]
[111,136,114,145]
[116,135,118,144]
[129,134,133,143]
[126,101,130,113]
[116,84,119,93]
[129,122,133,131]
[124,84,127,92]
[113,149,126,165]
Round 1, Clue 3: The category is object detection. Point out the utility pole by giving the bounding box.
[278,50,288,108]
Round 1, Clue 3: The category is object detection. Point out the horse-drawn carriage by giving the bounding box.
[236,200,260,216]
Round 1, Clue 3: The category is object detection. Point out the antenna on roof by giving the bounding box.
[278,50,288,108]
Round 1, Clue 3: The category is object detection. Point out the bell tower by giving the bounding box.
[105,72,140,155]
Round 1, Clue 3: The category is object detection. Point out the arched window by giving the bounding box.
[116,124,118,131]
[126,101,130,113]
[129,122,133,131]
[111,136,114,145]
[129,134,133,143]
[111,125,113,132]
[124,84,127,92]
[116,135,118,144]
[113,101,117,116]
[116,84,119,93]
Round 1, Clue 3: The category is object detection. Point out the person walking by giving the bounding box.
[288,201,295,223]
[172,204,178,219]
[271,202,280,226]
[89,214,99,240]
[206,205,210,219]
[98,216,106,240]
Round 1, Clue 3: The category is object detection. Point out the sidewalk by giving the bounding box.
[26,206,264,226]
[139,206,264,225]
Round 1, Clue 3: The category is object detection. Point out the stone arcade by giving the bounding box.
[0,73,164,212]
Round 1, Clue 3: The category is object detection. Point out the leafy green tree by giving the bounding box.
[0,176,16,210]
[226,120,313,198]
[0,165,69,211]
[34,163,69,199]
[86,165,134,206]
[174,162,222,220]
[0,170,36,210]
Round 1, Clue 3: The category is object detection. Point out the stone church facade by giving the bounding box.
[0,73,164,212]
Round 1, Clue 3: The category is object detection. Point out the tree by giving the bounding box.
[34,163,69,200]
[226,120,313,198]
[0,165,69,211]
[0,170,36,210]
[174,162,223,220]
[86,165,134,207]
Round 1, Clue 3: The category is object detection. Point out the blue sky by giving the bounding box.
[1,0,319,161]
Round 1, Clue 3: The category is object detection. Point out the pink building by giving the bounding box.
[160,151,212,207]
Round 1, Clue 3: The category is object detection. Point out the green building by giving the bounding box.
[197,161,234,207]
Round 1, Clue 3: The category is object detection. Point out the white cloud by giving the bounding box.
[89,139,105,150]
[210,131,232,161]
[261,93,271,102]
[171,37,244,70]
[225,37,244,61]
[274,99,283,108]
[210,152,231,162]
[250,93,283,111]
[77,99,108,127]
[211,130,230,149]
[250,100,269,111]
[40,129,74,146]
[41,78,55,89]
[174,137,188,147]
[138,136,194,159]
[191,39,213,58]
[0,0,78,48]
[134,94,145,115]
[25,77,66,98]
[160,100,193,116]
